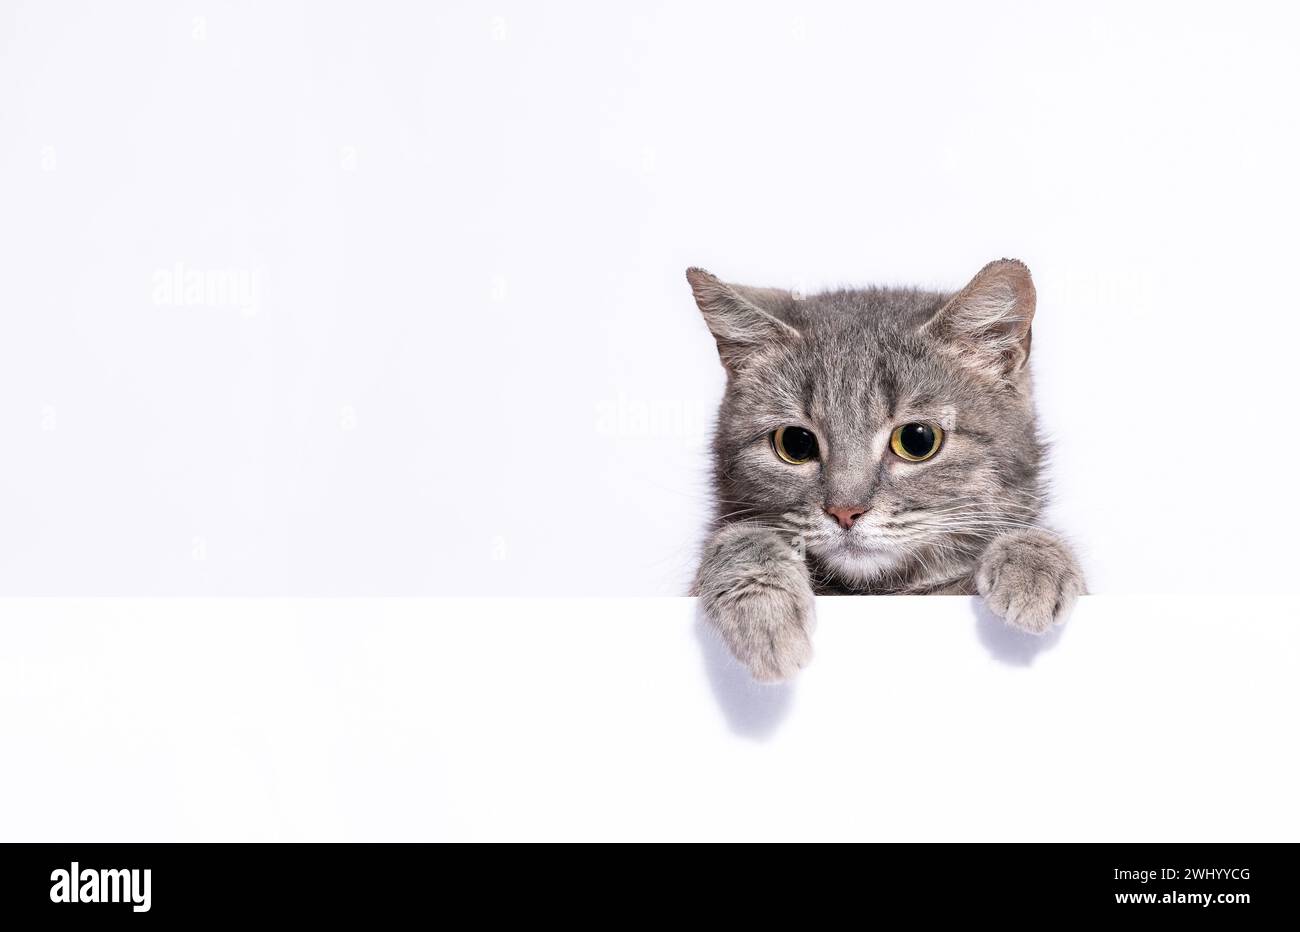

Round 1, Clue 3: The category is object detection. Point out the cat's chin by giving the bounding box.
[812,542,908,586]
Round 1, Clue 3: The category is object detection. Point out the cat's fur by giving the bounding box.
[688,259,1083,682]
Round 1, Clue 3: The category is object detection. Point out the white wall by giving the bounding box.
[2,1,1297,595]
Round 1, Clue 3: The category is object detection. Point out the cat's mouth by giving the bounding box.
[837,535,892,554]
[818,516,900,553]
[809,522,906,561]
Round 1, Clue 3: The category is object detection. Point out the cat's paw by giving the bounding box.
[696,525,816,682]
[976,527,1084,634]
[711,581,815,683]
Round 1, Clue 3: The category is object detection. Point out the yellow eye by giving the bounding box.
[773,426,819,465]
[890,423,944,462]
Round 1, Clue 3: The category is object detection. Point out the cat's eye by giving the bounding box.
[772,426,819,465]
[890,422,944,462]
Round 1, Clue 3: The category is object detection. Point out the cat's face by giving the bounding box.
[690,261,1045,587]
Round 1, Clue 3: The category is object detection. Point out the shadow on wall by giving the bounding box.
[694,605,795,741]
[696,597,1065,741]
[971,598,1065,666]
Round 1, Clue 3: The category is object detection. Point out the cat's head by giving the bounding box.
[688,260,1044,587]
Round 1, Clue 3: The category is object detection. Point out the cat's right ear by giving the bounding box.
[686,267,800,372]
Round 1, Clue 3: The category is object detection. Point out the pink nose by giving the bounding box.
[826,505,867,529]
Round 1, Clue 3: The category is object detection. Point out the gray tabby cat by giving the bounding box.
[688,259,1083,682]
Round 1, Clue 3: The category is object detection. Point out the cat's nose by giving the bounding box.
[825,505,867,529]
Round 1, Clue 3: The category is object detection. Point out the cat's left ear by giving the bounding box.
[920,259,1035,381]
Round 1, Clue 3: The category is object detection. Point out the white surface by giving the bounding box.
[2,2,1299,596]
[2,595,1296,841]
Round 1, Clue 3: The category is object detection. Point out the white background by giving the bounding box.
[3,1,1299,596]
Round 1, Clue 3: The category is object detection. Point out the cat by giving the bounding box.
[688,259,1084,682]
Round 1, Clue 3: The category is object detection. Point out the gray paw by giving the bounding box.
[711,581,815,682]
[976,528,1084,634]
[696,524,817,682]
